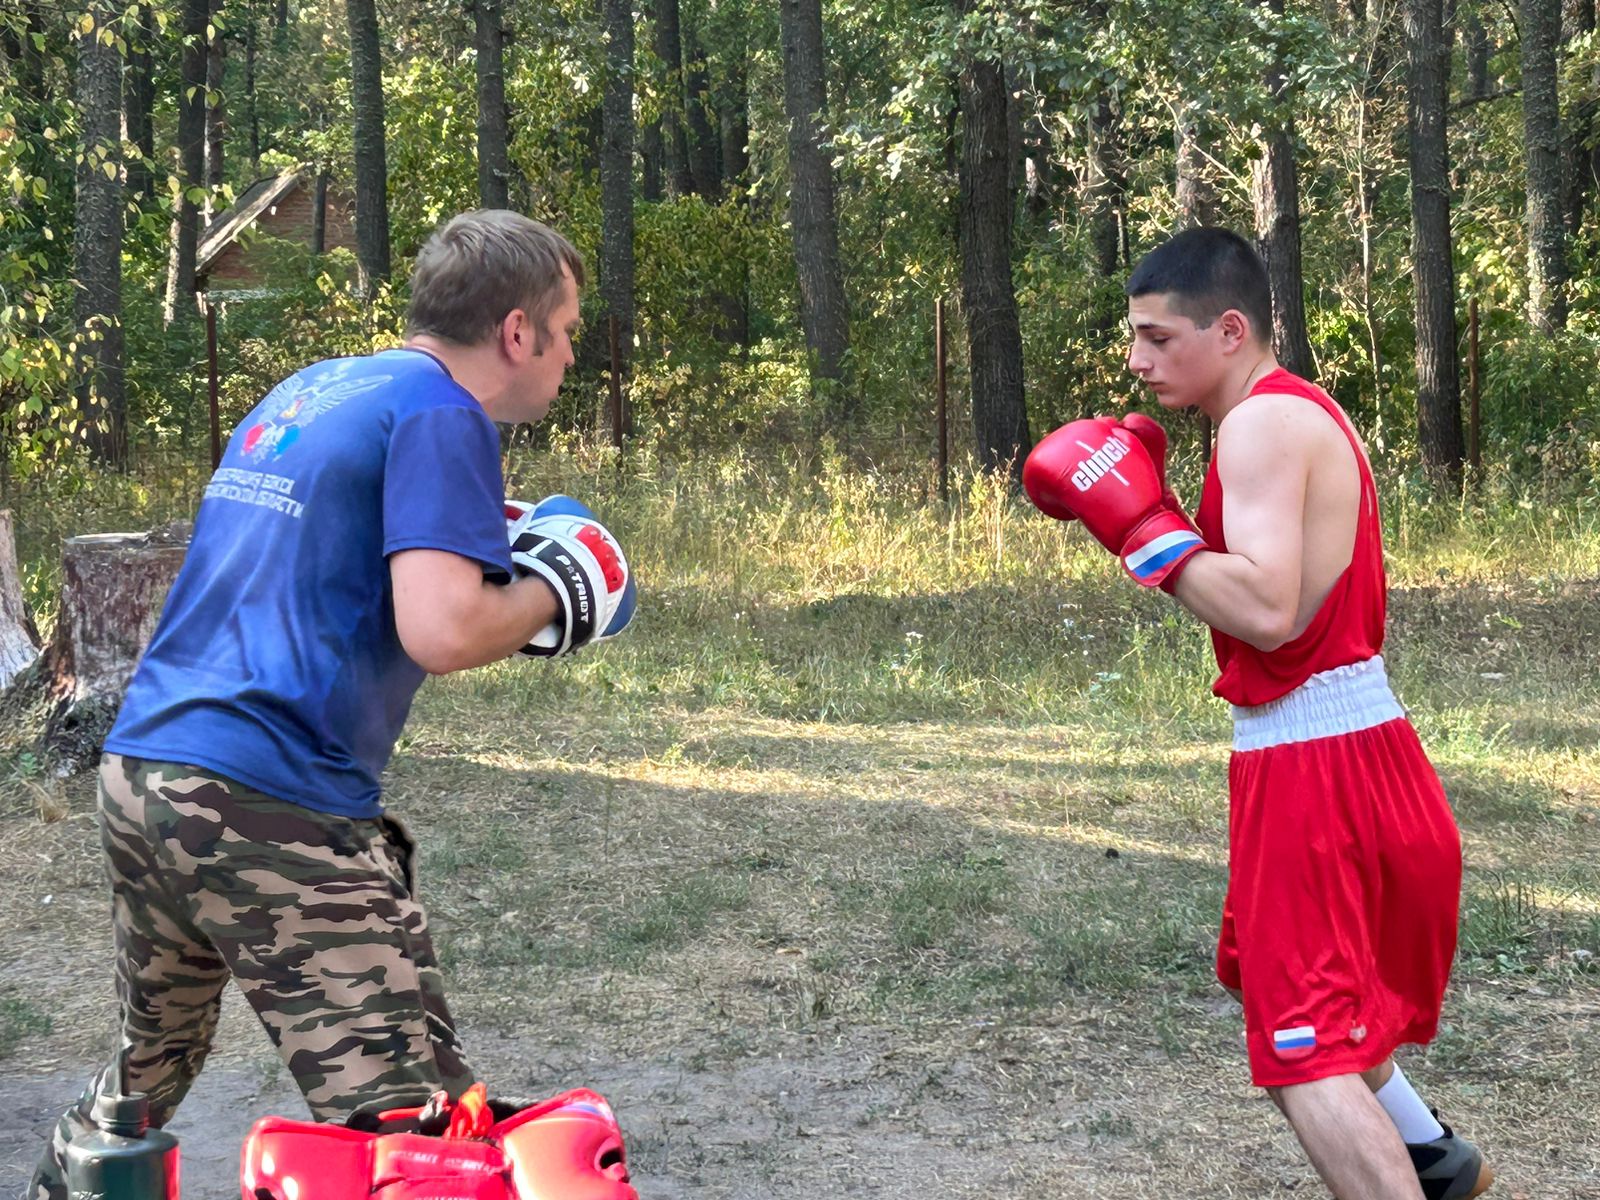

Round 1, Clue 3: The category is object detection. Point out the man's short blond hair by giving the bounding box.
[405,210,585,352]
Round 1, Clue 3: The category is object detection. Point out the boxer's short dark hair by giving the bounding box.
[406,210,585,352]
[1126,227,1272,345]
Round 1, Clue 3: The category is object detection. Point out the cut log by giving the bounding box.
[1,521,191,774]
[0,510,42,690]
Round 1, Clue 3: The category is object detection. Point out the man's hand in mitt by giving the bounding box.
[505,496,637,657]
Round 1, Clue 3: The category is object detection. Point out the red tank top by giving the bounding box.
[1194,368,1387,707]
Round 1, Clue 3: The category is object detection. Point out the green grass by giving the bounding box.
[0,993,53,1059]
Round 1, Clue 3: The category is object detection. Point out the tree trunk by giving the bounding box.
[75,0,127,468]
[0,525,190,771]
[719,20,751,345]
[204,0,226,207]
[641,120,664,201]
[1405,0,1464,482]
[473,0,511,209]
[779,0,852,414]
[1524,0,1568,331]
[1174,100,1218,228]
[1564,0,1595,232]
[0,512,41,691]
[245,0,261,174]
[1463,5,1491,99]
[720,33,750,196]
[685,23,720,197]
[1085,77,1128,329]
[126,3,156,204]
[1251,0,1315,377]
[654,0,693,195]
[601,0,635,429]
[347,0,391,296]
[163,0,209,325]
[958,2,1031,480]
[313,171,328,253]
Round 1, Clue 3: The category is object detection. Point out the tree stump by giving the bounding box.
[0,521,191,773]
[0,510,42,691]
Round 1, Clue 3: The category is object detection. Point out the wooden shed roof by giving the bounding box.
[197,170,305,278]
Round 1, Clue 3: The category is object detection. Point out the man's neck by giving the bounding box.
[403,334,502,416]
[1201,350,1282,424]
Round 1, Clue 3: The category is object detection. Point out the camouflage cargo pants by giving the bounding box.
[32,754,475,1199]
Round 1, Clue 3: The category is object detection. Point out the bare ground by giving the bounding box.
[3,701,1599,1199]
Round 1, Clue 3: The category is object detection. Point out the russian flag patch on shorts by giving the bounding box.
[1272,1024,1318,1061]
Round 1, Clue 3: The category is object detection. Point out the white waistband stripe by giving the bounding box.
[1230,655,1405,751]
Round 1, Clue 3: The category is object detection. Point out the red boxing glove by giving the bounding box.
[1022,416,1207,590]
[1116,411,1187,518]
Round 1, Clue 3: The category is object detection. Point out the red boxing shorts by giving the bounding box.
[1215,656,1463,1088]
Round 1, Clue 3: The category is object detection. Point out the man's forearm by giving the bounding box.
[1171,550,1299,653]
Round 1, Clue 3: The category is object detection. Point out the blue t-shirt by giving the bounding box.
[106,348,514,817]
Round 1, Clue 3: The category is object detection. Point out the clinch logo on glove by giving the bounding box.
[1071,435,1131,492]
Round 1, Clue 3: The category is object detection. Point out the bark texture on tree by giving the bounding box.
[641,120,664,201]
[127,4,157,203]
[75,0,127,467]
[1252,0,1315,377]
[1174,101,1219,228]
[685,26,720,197]
[244,0,260,174]
[1085,77,1128,317]
[347,0,391,295]
[1564,0,1596,232]
[958,6,1031,480]
[164,0,209,325]
[205,0,226,203]
[601,0,635,416]
[1406,0,1464,481]
[655,0,693,195]
[779,0,852,412]
[474,0,511,210]
[1524,0,1568,331]
[0,512,41,691]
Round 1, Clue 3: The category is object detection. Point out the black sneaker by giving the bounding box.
[1408,1118,1495,1199]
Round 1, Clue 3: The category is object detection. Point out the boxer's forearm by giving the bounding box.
[1170,549,1301,652]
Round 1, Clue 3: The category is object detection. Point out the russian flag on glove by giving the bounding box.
[1022,416,1207,592]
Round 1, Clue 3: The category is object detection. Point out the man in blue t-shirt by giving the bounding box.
[32,212,623,1200]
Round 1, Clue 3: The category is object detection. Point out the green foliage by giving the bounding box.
[4,0,1599,494]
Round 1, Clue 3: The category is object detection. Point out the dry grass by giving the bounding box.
[3,449,1600,1196]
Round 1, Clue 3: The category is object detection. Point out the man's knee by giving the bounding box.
[1360,1056,1395,1091]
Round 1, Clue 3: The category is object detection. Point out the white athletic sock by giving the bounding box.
[1375,1065,1447,1144]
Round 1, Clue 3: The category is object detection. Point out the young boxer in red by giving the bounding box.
[1022,228,1491,1200]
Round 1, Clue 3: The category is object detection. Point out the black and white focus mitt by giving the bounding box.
[505,495,637,657]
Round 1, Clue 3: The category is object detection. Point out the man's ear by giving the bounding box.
[502,309,530,359]
[1218,308,1252,352]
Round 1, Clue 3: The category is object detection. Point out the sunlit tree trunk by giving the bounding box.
[75,0,127,466]
[163,0,208,324]
[1524,0,1568,331]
